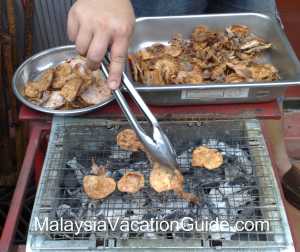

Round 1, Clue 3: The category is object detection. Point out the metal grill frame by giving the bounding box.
[27,117,294,251]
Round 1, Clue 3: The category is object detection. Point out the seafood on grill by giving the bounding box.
[129,24,279,85]
[83,158,116,200]
[150,162,199,204]
[116,129,144,152]
[192,146,223,170]
[117,171,145,193]
[23,57,112,110]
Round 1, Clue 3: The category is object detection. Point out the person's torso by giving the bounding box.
[131,0,208,17]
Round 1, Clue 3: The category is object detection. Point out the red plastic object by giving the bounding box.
[0,122,50,252]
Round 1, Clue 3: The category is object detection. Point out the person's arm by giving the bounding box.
[67,0,135,89]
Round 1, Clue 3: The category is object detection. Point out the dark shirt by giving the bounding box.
[131,0,208,17]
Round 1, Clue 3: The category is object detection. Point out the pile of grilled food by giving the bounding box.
[129,24,279,85]
[83,129,223,204]
[23,57,112,110]
[23,24,279,110]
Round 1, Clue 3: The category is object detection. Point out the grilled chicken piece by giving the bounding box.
[191,25,209,42]
[150,163,199,204]
[227,62,279,82]
[30,90,51,105]
[225,73,246,83]
[226,24,249,38]
[83,176,116,200]
[150,163,184,193]
[240,39,272,53]
[140,43,166,60]
[117,171,144,193]
[116,129,144,152]
[60,77,83,102]
[83,158,116,200]
[165,34,184,57]
[165,45,182,57]
[80,78,111,105]
[34,68,54,91]
[142,69,164,84]
[42,91,65,109]
[248,64,279,81]
[175,68,203,84]
[24,69,54,98]
[154,57,178,83]
[192,146,223,170]
[73,64,93,94]
[52,62,72,89]
[24,83,41,99]
[226,62,252,81]
[138,49,156,60]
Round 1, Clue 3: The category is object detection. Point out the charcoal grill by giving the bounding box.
[26,116,294,251]
[0,1,294,252]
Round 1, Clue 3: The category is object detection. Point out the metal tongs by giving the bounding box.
[101,55,179,171]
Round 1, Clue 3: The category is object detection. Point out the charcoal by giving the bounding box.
[210,222,237,240]
[237,203,257,218]
[63,171,80,187]
[143,212,157,220]
[128,161,149,172]
[131,151,148,162]
[86,201,99,217]
[50,130,264,243]
[56,204,77,219]
[125,209,135,217]
[66,188,81,196]
[191,168,224,185]
[66,157,88,184]
[109,145,131,160]
[177,148,193,173]
[230,176,249,185]
[107,158,131,170]
[111,170,124,181]
[142,192,152,206]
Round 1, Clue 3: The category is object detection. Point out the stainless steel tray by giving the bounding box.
[126,13,300,105]
[13,46,114,116]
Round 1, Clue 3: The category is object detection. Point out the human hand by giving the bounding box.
[67,0,135,89]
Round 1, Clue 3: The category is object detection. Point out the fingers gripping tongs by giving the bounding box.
[101,56,179,171]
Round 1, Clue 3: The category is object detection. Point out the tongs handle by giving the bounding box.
[100,56,158,140]
[121,73,159,127]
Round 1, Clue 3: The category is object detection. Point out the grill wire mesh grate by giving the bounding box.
[28,117,293,251]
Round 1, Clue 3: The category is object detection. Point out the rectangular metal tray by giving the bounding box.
[126,13,300,105]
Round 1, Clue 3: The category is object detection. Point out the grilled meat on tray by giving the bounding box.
[129,24,279,85]
[23,57,112,110]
